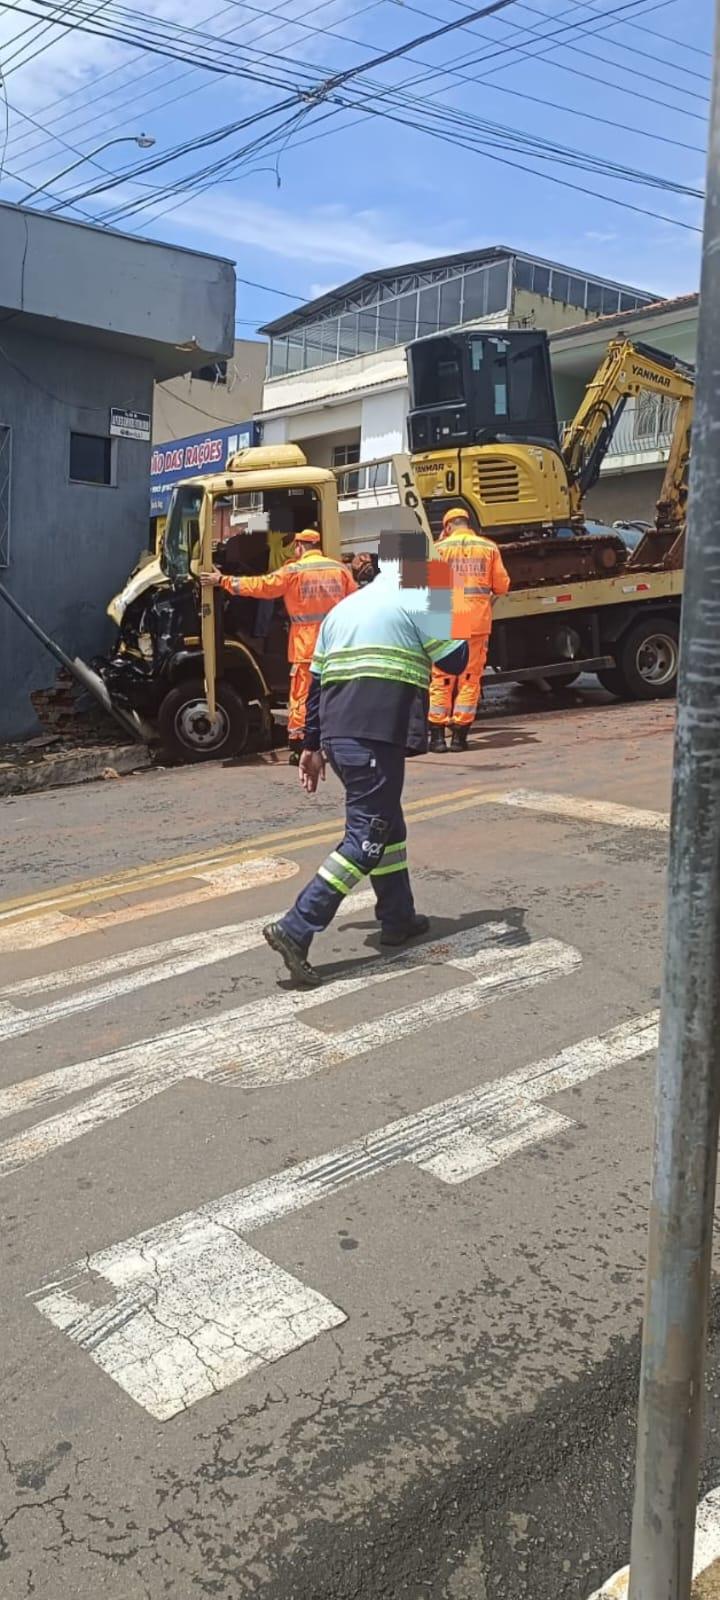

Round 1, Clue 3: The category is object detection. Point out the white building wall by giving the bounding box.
[360,388,407,458]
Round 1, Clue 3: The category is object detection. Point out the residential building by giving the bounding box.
[152,338,267,443]
[0,202,235,739]
[255,246,658,551]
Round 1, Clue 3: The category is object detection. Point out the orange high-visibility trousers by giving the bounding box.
[288,661,313,742]
[429,633,489,727]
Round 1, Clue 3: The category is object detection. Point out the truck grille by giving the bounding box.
[473,457,524,504]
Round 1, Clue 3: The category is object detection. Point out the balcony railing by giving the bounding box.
[335,459,393,498]
[562,396,678,469]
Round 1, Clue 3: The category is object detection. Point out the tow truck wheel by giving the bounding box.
[605,617,680,701]
[157,678,249,763]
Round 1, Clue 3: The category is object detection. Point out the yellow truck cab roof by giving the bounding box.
[199,464,337,495]
[175,443,337,497]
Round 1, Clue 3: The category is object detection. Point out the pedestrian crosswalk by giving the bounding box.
[30,1011,657,1421]
[0,785,667,1423]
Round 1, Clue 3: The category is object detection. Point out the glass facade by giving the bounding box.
[266,254,654,378]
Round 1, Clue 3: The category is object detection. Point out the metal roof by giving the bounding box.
[549,291,698,343]
[258,246,659,336]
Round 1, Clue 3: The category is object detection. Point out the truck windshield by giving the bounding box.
[163,484,204,581]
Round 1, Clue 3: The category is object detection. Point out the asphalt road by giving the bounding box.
[0,687,699,1599]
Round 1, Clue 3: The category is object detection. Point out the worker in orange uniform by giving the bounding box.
[202,529,356,763]
[428,507,510,752]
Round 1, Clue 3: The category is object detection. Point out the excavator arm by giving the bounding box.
[562,338,695,519]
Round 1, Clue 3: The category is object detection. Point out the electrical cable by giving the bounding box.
[4,0,699,192]
[5,0,386,176]
[7,0,520,212]
[388,0,708,120]
[51,0,702,226]
[0,73,9,183]
[5,0,703,255]
[518,0,708,81]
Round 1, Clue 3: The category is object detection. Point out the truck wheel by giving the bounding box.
[611,618,680,701]
[157,678,249,763]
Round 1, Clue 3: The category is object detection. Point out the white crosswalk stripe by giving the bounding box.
[0,921,572,1177]
[31,1013,657,1420]
[0,887,375,1042]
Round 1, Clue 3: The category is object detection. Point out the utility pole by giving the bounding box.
[628,6,720,1596]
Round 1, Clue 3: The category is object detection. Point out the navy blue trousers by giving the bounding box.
[281,737,415,948]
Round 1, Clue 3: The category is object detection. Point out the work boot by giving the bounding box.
[288,741,303,767]
[380,913,431,947]
[450,727,469,752]
[429,726,447,754]
[263,921,320,987]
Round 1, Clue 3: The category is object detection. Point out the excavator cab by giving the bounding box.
[407,330,573,550]
[408,329,560,453]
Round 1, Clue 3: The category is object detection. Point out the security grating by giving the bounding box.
[0,426,10,568]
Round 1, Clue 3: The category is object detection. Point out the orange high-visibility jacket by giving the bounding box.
[437,529,510,637]
[221,550,357,662]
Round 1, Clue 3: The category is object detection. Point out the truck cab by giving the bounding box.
[98,445,341,762]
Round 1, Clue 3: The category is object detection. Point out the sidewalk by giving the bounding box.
[0,736,151,797]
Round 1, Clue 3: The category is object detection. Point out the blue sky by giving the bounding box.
[0,0,712,337]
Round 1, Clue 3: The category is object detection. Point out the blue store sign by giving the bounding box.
[150,421,259,515]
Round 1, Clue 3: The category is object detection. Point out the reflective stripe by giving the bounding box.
[292,612,328,624]
[464,585,492,596]
[318,850,365,896]
[370,842,408,878]
[323,666,430,689]
[426,639,458,664]
[320,646,430,689]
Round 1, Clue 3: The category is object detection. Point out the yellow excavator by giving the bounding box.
[406,329,694,585]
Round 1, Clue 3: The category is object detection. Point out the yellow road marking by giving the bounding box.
[0,859,301,954]
[0,787,484,929]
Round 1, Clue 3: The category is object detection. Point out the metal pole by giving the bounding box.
[0,579,146,745]
[628,7,720,1595]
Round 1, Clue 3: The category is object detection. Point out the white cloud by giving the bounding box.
[169,191,470,270]
[584,230,619,244]
[0,0,358,190]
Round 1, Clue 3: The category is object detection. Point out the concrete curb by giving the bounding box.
[590,1561,720,1597]
[0,743,152,798]
[588,1485,720,1597]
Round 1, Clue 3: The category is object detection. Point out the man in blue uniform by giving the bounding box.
[263,557,468,987]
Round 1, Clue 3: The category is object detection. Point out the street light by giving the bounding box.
[20,134,156,209]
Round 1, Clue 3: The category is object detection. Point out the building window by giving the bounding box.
[568,276,587,310]
[0,424,10,568]
[333,440,361,493]
[515,258,534,292]
[270,337,288,376]
[532,264,550,298]
[417,283,440,336]
[338,312,359,360]
[394,290,418,345]
[69,432,113,486]
[320,318,339,362]
[486,261,510,314]
[551,271,569,304]
[586,281,603,314]
[439,276,462,331]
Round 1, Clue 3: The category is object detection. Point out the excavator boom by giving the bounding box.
[562,337,695,516]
